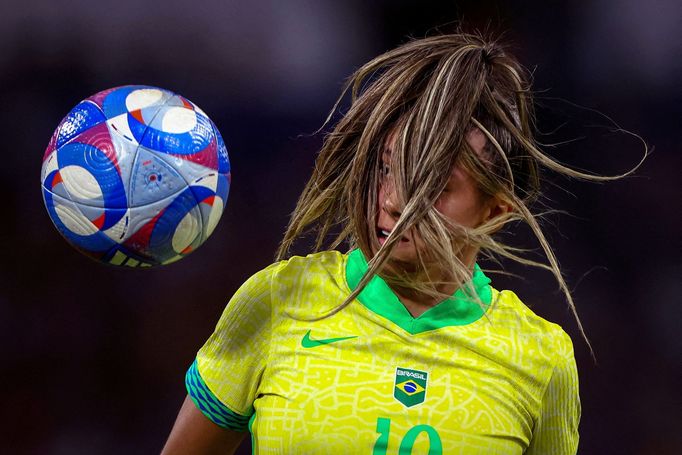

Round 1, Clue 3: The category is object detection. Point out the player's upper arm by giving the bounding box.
[525,330,581,455]
[161,395,248,455]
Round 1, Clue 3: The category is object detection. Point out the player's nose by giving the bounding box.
[382,186,402,218]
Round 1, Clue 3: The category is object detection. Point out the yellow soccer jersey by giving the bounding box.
[186,250,580,454]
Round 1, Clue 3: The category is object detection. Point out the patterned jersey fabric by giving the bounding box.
[187,250,580,454]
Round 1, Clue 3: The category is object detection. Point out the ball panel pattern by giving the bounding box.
[131,105,214,156]
[42,101,108,162]
[43,190,118,253]
[56,141,127,209]
[128,147,186,208]
[213,122,231,174]
[41,85,231,267]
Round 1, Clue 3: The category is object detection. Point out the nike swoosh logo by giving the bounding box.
[301,330,358,348]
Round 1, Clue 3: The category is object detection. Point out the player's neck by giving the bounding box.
[396,293,440,318]
[388,250,478,318]
[389,280,458,318]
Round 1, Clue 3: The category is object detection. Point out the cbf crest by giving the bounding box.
[394,367,428,407]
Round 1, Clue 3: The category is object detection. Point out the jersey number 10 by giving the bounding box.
[373,417,443,455]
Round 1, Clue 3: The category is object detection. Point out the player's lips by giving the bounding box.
[376,226,410,245]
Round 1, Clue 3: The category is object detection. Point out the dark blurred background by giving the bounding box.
[2,1,680,454]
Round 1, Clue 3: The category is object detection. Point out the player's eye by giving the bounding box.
[380,162,390,178]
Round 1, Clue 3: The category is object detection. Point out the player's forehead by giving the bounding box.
[380,127,489,168]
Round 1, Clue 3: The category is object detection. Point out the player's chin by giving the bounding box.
[381,244,425,272]
[374,236,413,255]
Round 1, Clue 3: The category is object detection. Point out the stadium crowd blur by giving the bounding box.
[1,1,680,454]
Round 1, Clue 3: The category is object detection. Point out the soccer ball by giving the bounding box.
[41,85,231,267]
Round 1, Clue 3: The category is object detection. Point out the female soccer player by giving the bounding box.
[162,33,633,454]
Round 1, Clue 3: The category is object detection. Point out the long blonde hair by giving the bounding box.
[276,33,645,356]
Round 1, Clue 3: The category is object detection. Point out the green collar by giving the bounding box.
[345,249,491,334]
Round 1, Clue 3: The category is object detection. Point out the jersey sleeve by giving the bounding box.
[185,262,281,431]
[526,330,581,454]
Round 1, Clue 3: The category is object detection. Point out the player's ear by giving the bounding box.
[480,193,513,233]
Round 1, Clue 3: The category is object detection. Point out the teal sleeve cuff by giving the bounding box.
[185,359,252,431]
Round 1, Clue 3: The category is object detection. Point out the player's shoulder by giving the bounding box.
[490,288,575,358]
[275,250,346,271]
[246,250,344,282]
[267,250,346,282]
[255,250,349,309]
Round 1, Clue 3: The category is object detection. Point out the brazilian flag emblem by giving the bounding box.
[394,367,428,407]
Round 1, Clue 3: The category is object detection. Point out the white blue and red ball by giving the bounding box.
[41,85,231,267]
